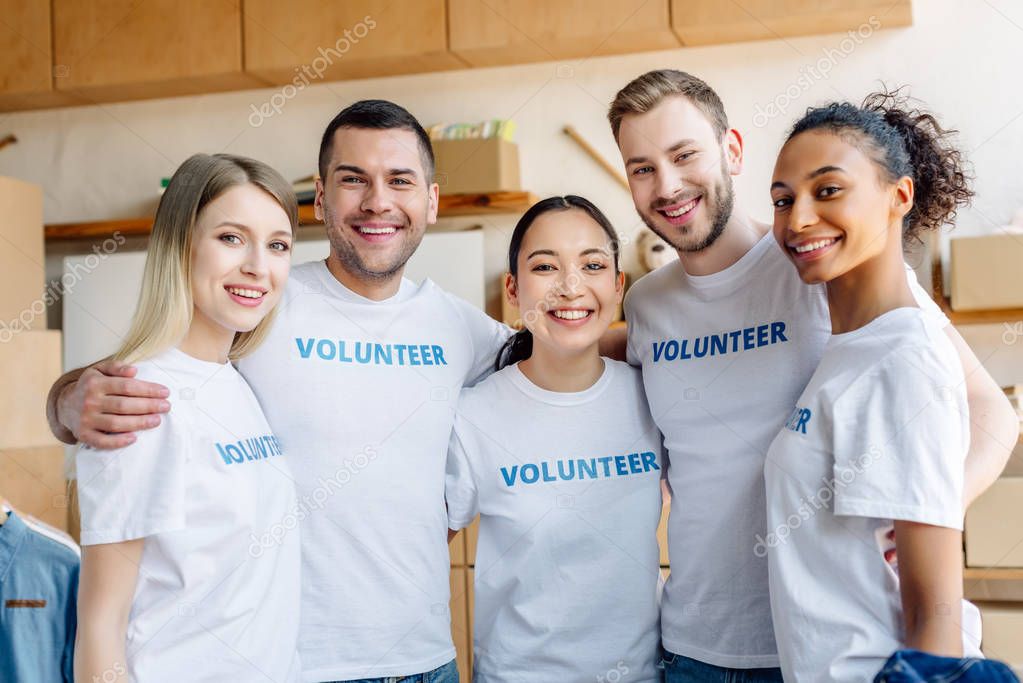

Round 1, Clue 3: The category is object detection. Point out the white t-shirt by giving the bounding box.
[624,232,948,668]
[76,347,301,683]
[764,307,979,682]
[446,359,664,683]
[236,260,512,682]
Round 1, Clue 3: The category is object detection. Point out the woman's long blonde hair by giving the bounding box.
[114,153,297,364]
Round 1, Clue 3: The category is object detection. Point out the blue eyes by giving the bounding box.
[219,233,291,252]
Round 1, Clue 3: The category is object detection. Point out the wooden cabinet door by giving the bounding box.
[52,0,264,103]
[671,0,912,45]
[244,0,465,85]
[0,1,78,110]
[449,0,680,67]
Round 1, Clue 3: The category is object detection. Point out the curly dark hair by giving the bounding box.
[787,88,974,242]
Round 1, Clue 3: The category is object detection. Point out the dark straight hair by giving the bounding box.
[317,99,435,182]
[495,195,621,372]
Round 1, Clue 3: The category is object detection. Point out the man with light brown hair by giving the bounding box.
[609,69,1015,681]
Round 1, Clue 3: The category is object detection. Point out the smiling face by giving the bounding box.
[315,126,438,284]
[508,208,624,357]
[770,129,913,285]
[189,184,293,345]
[617,95,740,253]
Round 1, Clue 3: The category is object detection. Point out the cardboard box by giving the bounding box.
[966,477,1023,568]
[449,527,466,566]
[0,446,69,532]
[433,138,521,195]
[450,567,472,682]
[657,498,670,567]
[966,576,1023,602]
[0,329,62,449]
[978,602,1023,673]
[950,234,1023,311]
[0,176,46,335]
[467,567,475,676]
[465,516,479,565]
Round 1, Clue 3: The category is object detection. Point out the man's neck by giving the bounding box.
[325,255,403,301]
[677,210,770,277]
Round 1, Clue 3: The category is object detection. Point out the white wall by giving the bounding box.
[3,0,1021,383]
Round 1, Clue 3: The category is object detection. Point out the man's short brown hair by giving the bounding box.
[608,69,729,142]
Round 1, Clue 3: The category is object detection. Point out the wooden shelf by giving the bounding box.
[44,191,538,242]
[965,567,1023,581]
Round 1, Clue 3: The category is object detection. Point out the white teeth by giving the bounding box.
[793,239,836,254]
[227,287,264,299]
[664,198,698,217]
[552,310,590,320]
[358,226,397,235]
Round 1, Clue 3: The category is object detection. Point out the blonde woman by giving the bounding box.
[74,153,302,682]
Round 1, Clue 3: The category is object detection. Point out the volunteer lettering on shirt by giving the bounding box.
[499,451,659,486]
[236,260,512,682]
[624,233,950,670]
[295,338,448,366]
[446,359,665,683]
[75,347,302,682]
[764,307,979,682]
[650,321,787,362]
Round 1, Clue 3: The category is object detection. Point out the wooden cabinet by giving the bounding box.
[449,0,680,67]
[244,0,465,84]
[51,0,265,103]
[0,1,78,109]
[671,0,912,46]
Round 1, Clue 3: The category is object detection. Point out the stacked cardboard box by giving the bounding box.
[950,234,1023,311]
[449,518,478,680]
[0,177,67,532]
[977,603,1023,674]
[966,477,1023,569]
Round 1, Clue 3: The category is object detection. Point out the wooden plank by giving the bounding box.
[965,568,1023,581]
[52,0,265,102]
[450,0,679,66]
[0,0,83,110]
[244,0,465,85]
[45,192,538,242]
[671,0,912,46]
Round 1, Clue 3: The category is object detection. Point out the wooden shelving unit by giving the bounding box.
[965,567,1023,581]
[44,191,538,242]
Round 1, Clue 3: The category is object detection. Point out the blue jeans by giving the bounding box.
[326,658,459,683]
[875,650,1019,682]
[660,650,783,683]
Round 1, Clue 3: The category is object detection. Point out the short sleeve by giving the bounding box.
[75,411,189,545]
[448,293,515,387]
[445,416,481,530]
[905,262,950,329]
[830,346,966,529]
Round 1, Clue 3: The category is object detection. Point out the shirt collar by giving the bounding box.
[0,508,29,583]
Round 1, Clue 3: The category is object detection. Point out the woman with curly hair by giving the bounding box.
[763,91,1017,682]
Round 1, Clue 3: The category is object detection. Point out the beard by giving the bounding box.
[642,156,735,253]
[322,201,425,282]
